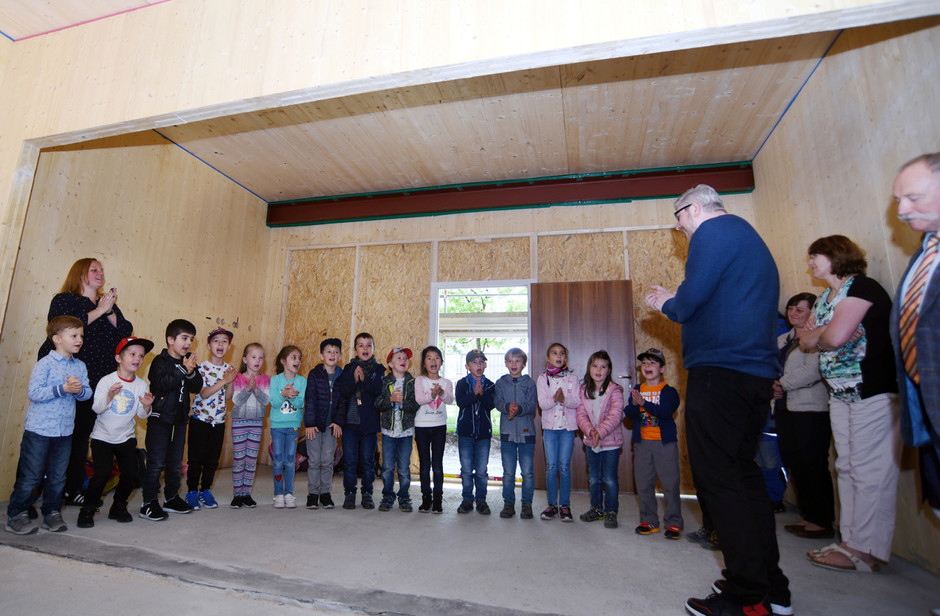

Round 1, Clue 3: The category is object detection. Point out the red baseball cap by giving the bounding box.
[386,347,413,364]
[115,336,155,355]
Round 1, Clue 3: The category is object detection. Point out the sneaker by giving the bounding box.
[712,580,793,616]
[399,499,413,513]
[635,522,659,535]
[665,526,683,540]
[63,491,86,507]
[164,495,194,514]
[432,498,443,514]
[306,494,320,509]
[500,502,515,518]
[604,510,619,529]
[230,496,245,509]
[185,490,201,511]
[139,500,169,521]
[361,494,374,510]
[457,500,474,514]
[343,494,356,510]
[199,489,219,509]
[284,494,297,508]
[686,593,771,616]
[77,508,95,528]
[378,496,394,512]
[108,503,133,523]
[418,495,432,513]
[273,494,286,508]
[242,495,257,508]
[580,506,604,522]
[540,505,558,520]
[26,505,38,520]
[320,494,335,509]
[772,501,786,513]
[559,505,574,522]
[5,511,37,535]
[687,526,720,550]
[476,501,490,515]
[520,503,533,519]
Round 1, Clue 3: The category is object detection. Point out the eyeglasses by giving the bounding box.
[673,203,693,220]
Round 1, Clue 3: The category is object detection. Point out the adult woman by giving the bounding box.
[774,292,834,539]
[800,236,900,573]
[39,258,133,505]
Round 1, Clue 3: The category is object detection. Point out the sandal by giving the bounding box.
[809,544,880,573]
[807,542,841,558]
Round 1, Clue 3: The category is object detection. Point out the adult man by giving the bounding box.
[890,153,940,515]
[646,184,789,616]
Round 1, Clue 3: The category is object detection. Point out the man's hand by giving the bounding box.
[645,285,676,312]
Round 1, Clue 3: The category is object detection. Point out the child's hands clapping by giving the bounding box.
[390,389,404,404]
[430,383,444,399]
[354,366,364,382]
[589,427,600,446]
[63,375,83,394]
[553,387,566,403]
[247,375,257,391]
[473,379,483,396]
[282,383,299,399]
[139,391,154,409]
[106,381,123,403]
[183,351,198,373]
[508,402,519,420]
[221,366,237,385]
[631,389,645,407]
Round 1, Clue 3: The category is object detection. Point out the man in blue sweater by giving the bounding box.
[646,184,790,616]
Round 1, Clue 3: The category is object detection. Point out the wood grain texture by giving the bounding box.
[537,232,625,282]
[438,237,531,282]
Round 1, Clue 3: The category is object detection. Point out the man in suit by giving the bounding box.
[890,152,940,514]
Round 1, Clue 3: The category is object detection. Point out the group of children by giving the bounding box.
[6,316,685,541]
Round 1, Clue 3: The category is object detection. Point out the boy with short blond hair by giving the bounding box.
[494,348,538,519]
[6,315,91,535]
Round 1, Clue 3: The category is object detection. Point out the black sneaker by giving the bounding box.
[476,501,490,515]
[418,495,432,513]
[139,500,168,521]
[712,580,792,616]
[306,494,319,509]
[361,494,374,510]
[108,503,133,523]
[399,499,413,512]
[686,593,772,616]
[163,495,193,514]
[580,506,604,522]
[499,502,515,518]
[320,494,335,509]
[520,503,533,519]
[343,494,356,510]
[230,496,245,509]
[242,495,257,508]
[457,500,474,514]
[559,505,574,522]
[665,526,682,540]
[540,505,558,520]
[604,510,619,529]
[77,508,95,528]
[378,496,394,512]
[431,498,443,514]
[63,492,86,507]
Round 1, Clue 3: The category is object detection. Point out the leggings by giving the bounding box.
[231,418,262,496]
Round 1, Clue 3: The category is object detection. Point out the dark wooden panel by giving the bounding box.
[530,280,636,493]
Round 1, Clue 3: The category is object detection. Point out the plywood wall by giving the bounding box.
[0,134,270,494]
[752,18,940,574]
[438,237,530,282]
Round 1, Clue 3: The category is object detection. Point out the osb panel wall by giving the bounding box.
[282,247,357,376]
[537,232,624,282]
[438,237,530,282]
[627,228,691,491]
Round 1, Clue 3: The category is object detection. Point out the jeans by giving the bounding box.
[414,425,446,499]
[501,439,535,504]
[458,436,490,502]
[586,447,620,513]
[271,427,298,495]
[380,434,413,500]
[142,420,187,504]
[7,430,71,518]
[543,428,575,506]
[342,427,377,495]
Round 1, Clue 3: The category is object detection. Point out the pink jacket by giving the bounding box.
[576,382,625,449]
[537,371,581,431]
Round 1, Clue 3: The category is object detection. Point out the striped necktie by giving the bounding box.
[899,234,940,384]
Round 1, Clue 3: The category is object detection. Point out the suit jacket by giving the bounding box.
[890,235,940,448]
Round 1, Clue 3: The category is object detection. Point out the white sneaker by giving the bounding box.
[284,494,297,508]
[273,494,285,509]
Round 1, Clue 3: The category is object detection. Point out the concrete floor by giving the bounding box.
[2,468,938,615]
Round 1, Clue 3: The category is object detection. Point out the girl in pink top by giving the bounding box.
[536,342,581,522]
[413,345,455,513]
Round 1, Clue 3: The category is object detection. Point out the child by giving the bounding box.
[414,345,454,513]
[494,348,537,520]
[334,332,386,509]
[576,350,625,528]
[454,349,496,514]
[269,345,307,508]
[375,347,419,512]
[186,327,236,511]
[536,342,581,522]
[229,342,270,508]
[303,338,343,510]
[142,319,203,521]
[5,315,91,535]
[78,337,155,528]
[623,348,683,539]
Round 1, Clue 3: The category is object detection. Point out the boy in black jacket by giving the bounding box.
[303,337,343,510]
[140,319,203,521]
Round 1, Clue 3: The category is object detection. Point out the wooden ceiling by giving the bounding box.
[0,0,164,41]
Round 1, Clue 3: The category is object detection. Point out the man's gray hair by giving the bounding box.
[674,184,726,214]
[899,152,940,174]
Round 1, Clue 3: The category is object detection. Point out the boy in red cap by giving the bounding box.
[375,347,419,511]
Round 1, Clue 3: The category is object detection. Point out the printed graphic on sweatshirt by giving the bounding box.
[110,388,137,416]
